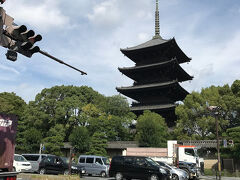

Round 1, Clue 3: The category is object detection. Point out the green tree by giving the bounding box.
[82,103,133,141]
[21,85,106,153]
[102,95,130,116]
[135,111,169,147]
[221,126,240,159]
[0,92,27,153]
[69,126,90,153]
[43,124,65,156]
[20,128,43,153]
[174,86,229,140]
[87,132,107,156]
[0,92,26,117]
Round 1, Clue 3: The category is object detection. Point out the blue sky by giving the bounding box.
[0,0,240,103]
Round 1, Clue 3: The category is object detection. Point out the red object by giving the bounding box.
[0,113,18,172]
[6,177,17,180]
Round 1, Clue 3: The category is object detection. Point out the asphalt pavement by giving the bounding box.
[81,175,240,180]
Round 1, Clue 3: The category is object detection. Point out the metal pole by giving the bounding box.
[3,29,87,75]
[39,143,42,154]
[216,113,221,180]
[39,50,87,75]
[68,148,72,175]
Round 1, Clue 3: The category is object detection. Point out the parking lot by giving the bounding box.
[16,174,240,180]
[81,175,240,180]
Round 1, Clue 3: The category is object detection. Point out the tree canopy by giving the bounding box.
[1,79,240,158]
[136,110,169,147]
[173,80,240,140]
[16,85,134,155]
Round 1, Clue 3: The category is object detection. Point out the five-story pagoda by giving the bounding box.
[116,0,193,127]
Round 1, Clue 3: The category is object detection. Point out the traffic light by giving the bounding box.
[5,24,42,58]
[0,0,6,4]
[0,7,87,75]
[0,7,42,58]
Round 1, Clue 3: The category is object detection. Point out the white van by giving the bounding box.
[13,154,32,172]
[78,155,110,177]
[21,154,51,173]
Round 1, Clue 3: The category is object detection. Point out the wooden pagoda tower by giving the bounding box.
[116,0,193,127]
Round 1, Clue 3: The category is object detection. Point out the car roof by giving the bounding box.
[22,154,51,156]
[79,155,106,158]
[113,155,148,158]
[14,154,23,156]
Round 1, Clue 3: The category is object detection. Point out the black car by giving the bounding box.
[109,156,168,180]
[38,155,85,177]
[178,161,198,179]
[61,157,86,177]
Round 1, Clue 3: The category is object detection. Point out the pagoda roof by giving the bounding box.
[131,103,176,112]
[120,37,191,64]
[117,80,181,92]
[121,37,169,51]
[116,80,189,102]
[131,103,177,127]
[118,58,193,82]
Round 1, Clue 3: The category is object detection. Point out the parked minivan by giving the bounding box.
[22,154,51,173]
[109,156,168,180]
[78,155,110,177]
[13,154,32,172]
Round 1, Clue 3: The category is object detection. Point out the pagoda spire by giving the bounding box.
[153,0,161,39]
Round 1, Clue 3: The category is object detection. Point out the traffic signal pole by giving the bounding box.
[39,50,87,75]
[1,6,87,75]
[216,113,221,180]
[2,27,87,75]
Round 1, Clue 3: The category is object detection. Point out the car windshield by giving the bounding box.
[60,157,69,164]
[103,158,110,165]
[14,155,27,162]
[163,163,172,169]
[145,158,159,166]
[194,149,199,157]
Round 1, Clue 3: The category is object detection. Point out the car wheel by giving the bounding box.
[172,174,179,180]
[39,168,46,175]
[182,168,190,178]
[150,174,159,180]
[13,167,16,172]
[64,170,69,175]
[100,171,107,177]
[115,172,123,180]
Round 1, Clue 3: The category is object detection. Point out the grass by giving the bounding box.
[18,173,81,180]
[204,168,240,177]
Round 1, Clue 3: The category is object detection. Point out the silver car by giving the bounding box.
[78,155,110,177]
[157,161,189,180]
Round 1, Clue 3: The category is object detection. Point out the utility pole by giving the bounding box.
[208,105,221,180]
[215,110,221,180]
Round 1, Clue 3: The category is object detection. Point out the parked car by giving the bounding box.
[22,154,51,173]
[78,155,110,177]
[61,157,86,177]
[157,161,189,180]
[178,161,199,180]
[109,156,168,180]
[38,155,85,176]
[13,154,32,172]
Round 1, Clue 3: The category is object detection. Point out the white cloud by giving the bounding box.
[0,0,240,103]
[0,83,45,103]
[0,64,20,75]
[138,33,150,42]
[87,0,120,28]
[3,0,69,32]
